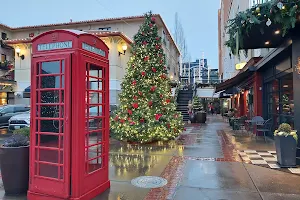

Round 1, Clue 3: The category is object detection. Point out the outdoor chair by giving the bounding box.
[248,116,264,134]
[232,116,248,133]
[256,119,272,142]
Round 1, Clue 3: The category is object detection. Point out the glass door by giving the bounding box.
[30,54,71,198]
[81,57,109,193]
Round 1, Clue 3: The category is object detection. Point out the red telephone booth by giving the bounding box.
[28,30,110,200]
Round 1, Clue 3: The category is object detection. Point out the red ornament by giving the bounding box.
[148,101,153,106]
[114,116,119,121]
[160,94,163,98]
[141,71,146,76]
[152,67,157,73]
[151,17,156,22]
[156,37,160,41]
[120,119,125,123]
[174,114,178,118]
[160,60,163,63]
[128,109,132,115]
[167,123,171,128]
[155,45,160,50]
[138,91,143,96]
[149,23,153,27]
[140,118,145,123]
[128,117,131,121]
[184,128,187,131]
[133,96,138,100]
[160,74,166,79]
[150,86,156,92]
[142,32,145,35]
[159,54,163,57]
[163,67,167,70]
[142,41,147,45]
[144,56,150,61]
[155,114,163,121]
[130,121,135,125]
[166,99,171,103]
[132,103,139,109]
[132,80,137,85]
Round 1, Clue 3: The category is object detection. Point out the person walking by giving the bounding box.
[210,103,214,115]
[187,100,193,123]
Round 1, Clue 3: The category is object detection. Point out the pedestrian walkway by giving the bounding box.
[1,116,300,199]
[223,122,300,175]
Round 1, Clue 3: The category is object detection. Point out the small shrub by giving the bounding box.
[193,96,202,111]
[2,127,30,147]
[13,127,30,138]
[274,123,298,143]
[277,123,292,133]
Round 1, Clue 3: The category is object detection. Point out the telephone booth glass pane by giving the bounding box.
[85,63,104,174]
[35,60,65,180]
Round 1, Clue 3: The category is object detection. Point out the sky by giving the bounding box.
[1,0,220,69]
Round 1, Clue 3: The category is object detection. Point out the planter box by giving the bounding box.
[0,146,29,195]
[195,112,206,123]
[275,136,297,167]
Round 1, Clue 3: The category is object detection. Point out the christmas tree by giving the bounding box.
[110,12,184,143]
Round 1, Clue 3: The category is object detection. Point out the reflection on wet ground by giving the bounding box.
[0,116,300,200]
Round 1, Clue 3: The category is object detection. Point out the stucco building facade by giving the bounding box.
[0,14,180,106]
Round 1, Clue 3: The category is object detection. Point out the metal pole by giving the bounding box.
[193,65,196,84]
[188,61,191,84]
[198,59,201,82]
[208,65,210,84]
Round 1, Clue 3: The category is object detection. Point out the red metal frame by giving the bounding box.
[28,30,110,200]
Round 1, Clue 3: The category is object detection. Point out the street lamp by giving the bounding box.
[119,44,128,56]
[15,46,25,60]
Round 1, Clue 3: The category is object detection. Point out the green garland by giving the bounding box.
[226,0,300,55]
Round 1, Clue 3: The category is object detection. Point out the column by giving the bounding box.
[292,38,300,164]
[108,38,122,106]
[253,72,263,117]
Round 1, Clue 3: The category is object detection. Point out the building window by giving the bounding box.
[1,54,6,62]
[98,27,111,31]
[250,0,270,8]
[265,73,294,136]
[1,32,7,40]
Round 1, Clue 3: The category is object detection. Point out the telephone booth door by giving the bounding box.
[30,54,71,198]
[72,54,110,196]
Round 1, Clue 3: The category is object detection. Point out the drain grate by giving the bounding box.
[131,176,168,188]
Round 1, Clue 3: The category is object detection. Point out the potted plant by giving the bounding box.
[193,96,206,123]
[0,127,30,195]
[274,123,298,167]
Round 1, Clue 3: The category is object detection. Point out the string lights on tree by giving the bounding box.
[110,12,184,143]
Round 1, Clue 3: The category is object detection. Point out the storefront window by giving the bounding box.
[0,93,7,105]
[265,73,294,133]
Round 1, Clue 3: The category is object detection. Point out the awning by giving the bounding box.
[219,91,232,98]
[215,57,262,92]
[24,86,30,93]
[23,86,30,98]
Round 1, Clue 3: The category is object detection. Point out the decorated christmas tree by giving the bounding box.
[110,12,184,143]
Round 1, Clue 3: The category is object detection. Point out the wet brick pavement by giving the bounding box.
[1,116,300,199]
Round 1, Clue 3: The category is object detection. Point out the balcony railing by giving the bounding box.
[0,61,15,81]
[0,60,14,70]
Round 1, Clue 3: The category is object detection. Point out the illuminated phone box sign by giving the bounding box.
[37,41,73,51]
[82,43,106,57]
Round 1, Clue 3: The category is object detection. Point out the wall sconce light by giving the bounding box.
[15,46,25,60]
[119,44,127,56]
[170,75,174,80]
